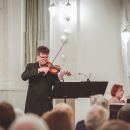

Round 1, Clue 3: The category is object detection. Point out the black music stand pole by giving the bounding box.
[64,96,67,103]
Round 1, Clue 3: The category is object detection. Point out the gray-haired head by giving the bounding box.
[97,120,130,130]
[85,105,109,130]
[90,94,109,109]
[9,113,49,130]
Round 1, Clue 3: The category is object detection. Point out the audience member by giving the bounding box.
[0,102,15,129]
[90,94,109,109]
[84,105,109,130]
[109,84,125,104]
[9,114,48,130]
[117,104,130,123]
[53,103,73,120]
[43,110,73,130]
[0,127,5,130]
[97,120,130,130]
[76,95,109,130]
[75,120,86,130]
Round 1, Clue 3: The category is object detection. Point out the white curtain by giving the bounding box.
[25,0,50,64]
[121,0,130,97]
[0,0,26,89]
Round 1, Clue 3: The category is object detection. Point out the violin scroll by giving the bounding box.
[64,70,71,76]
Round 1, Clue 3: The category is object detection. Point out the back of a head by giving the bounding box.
[97,120,130,130]
[90,94,109,109]
[117,104,130,123]
[43,110,73,130]
[53,103,73,118]
[9,114,49,130]
[85,105,109,130]
[0,102,16,129]
[0,127,5,130]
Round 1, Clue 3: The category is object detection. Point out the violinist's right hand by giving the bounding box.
[38,67,50,74]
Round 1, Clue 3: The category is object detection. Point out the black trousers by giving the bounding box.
[40,99,53,116]
[25,99,53,116]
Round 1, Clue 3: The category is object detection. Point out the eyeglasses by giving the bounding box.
[39,56,49,59]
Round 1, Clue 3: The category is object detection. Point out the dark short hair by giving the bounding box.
[37,46,50,55]
[0,102,16,129]
[111,84,123,96]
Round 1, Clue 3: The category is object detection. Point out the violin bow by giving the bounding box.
[52,43,66,64]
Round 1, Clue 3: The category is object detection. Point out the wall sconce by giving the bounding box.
[49,1,57,17]
[121,1,130,45]
[65,0,71,22]
[49,0,76,23]
[64,29,71,36]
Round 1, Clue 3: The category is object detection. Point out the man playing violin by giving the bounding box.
[21,45,60,116]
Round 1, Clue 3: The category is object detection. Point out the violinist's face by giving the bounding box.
[38,53,49,66]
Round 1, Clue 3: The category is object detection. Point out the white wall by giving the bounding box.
[50,0,124,123]
[78,0,123,87]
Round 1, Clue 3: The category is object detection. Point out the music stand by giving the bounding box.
[51,81,108,103]
[86,81,108,96]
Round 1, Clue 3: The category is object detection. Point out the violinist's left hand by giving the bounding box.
[58,70,71,81]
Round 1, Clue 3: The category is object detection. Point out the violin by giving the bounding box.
[43,62,71,76]
[44,62,61,74]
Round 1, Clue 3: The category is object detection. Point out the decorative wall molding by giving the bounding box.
[0,79,27,90]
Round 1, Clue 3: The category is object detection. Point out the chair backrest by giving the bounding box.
[109,104,124,119]
[127,99,130,103]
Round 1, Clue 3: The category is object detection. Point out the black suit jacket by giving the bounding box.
[75,120,88,130]
[21,62,60,116]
